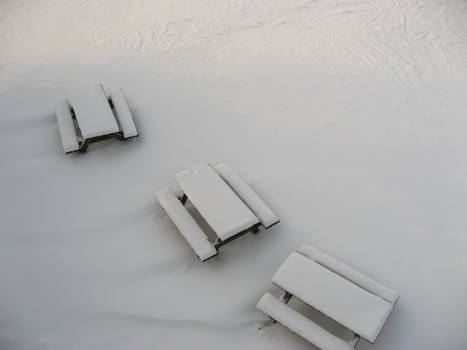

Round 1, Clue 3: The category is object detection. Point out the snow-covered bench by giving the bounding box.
[257,244,399,349]
[214,163,279,228]
[56,99,80,153]
[156,163,279,261]
[55,84,138,153]
[157,188,217,261]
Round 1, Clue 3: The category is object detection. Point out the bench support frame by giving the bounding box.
[77,132,137,153]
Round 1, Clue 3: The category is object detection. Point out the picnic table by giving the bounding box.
[257,245,399,350]
[55,84,138,153]
[157,163,279,261]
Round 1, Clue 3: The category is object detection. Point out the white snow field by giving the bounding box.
[0,1,466,349]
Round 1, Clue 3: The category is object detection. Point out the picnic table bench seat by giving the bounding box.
[257,293,354,350]
[109,87,138,139]
[157,189,217,261]
[55,99,79,154]
[257,245,398,349]
[214,163,279,228]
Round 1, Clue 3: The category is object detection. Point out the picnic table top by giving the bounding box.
[273,252,394,343]
[174,163,259,241]
[70,85,119,139]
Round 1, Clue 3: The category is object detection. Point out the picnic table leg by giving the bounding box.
[179,193,188,205]
[349,334,360,348]
[266,291,292,325]
[70,107,77,120]
[280,291,292,304]
[78,140,89,153]
[113,133,125,141]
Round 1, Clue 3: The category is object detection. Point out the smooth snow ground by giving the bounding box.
[1,1,466,349]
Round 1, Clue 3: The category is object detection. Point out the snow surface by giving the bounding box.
[1,1,466,349]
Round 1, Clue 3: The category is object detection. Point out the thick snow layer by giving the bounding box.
[55,99,79,153]
[0,1,466,350]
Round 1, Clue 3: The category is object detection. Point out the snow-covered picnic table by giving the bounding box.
[55,84,138,153]
[157,163,279,260]
[257,245,399,349]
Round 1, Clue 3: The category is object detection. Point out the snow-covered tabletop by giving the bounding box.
[174,163,259,241]
[70,84,119,139]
